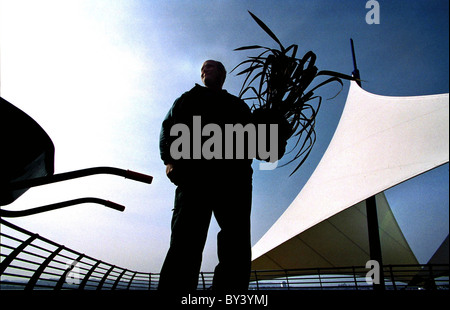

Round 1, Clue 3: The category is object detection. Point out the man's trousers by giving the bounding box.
[158,181,252,290]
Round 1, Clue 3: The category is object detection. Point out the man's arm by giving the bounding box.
[160,97,184,184]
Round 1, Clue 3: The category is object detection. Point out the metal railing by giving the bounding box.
[0,219,159,290]
[246,265,449,290]
[1,219,448,291]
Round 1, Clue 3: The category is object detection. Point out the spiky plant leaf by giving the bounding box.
[247,11,284,51]
[233,11,356,175]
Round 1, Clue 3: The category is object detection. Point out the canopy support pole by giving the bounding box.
[351,39,385,290]
[366,195,386,290]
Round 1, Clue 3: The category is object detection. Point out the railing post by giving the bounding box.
[0,234,38,276]
[425,264,437,290]
[97,264,115,290]
[55,253,85,290]
[126,271,137,290]
[253,270,259,290]
[284,270,290,290]
[317,269,323,289]
[26,244,65,290]
[389,265,396,290]
[148,273,152,290]
[200,272,206,290]
[112,269,127,290]
[352,266,358,290]
[79,260,101,290]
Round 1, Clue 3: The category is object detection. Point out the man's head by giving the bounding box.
[201,60,226,90]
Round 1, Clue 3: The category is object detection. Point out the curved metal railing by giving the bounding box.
[1,219,448,291]
[0,219,157,290]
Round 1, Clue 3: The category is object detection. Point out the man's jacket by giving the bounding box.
[160,84,253,186]
[159,84,290,186]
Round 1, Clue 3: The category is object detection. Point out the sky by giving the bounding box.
[1,0,448,273]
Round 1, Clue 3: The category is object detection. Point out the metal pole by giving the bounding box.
[350,38,361,86]
[351,39,385,290]
[366,195,385,290]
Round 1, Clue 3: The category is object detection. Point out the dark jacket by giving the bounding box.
[160,84,254,186]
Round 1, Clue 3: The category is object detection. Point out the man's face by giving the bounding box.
[201,61,223,89]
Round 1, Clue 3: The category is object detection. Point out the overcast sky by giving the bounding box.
[1,0,448,273]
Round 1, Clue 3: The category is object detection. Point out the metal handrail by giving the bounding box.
[0,198,125,218]
[1,219,448,290]
[1,167,153,218]
[6,167,153,192]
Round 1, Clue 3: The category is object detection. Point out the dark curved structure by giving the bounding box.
[0,96,153,217]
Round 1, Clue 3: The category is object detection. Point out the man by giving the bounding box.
[158,60,286,290]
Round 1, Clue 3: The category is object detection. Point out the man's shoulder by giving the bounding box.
[173,84,204,102]
[186,83,205,95]
[172,85,201,104]
[181,84,249,109]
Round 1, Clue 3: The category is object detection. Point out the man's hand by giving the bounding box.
[166,163,180,185]
[166,163,175,177]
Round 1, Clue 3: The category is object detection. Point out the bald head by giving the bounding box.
[201,60,226,90]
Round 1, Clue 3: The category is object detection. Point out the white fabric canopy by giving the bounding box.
[252,81,449,270]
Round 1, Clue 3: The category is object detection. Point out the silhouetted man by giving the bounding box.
[158,60,253,290]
